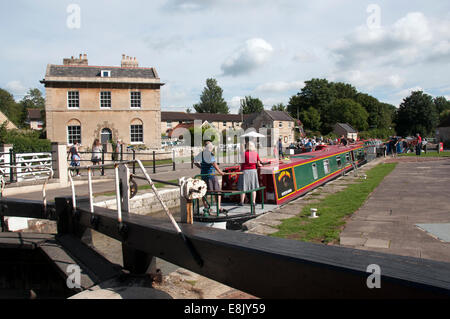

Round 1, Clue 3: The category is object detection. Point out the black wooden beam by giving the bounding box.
[2,197,450,298]
[69,204,450,299]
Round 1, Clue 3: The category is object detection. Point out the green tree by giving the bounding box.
[21,88,45,109]
[287,78,337,133]
[328,98,369,131]
[0,88,22,126]
[271,103,286,112]
[193,78,229,114]
[241,96,264,114]
[434,96,450,118]
[394,91,439,137]
[299,107,321,131]
[333,82,358,100]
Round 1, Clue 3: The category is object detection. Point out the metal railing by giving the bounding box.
[69,147,177,176]
[0,151,53,183]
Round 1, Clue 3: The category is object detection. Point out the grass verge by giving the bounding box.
[398,151,450,157]
[270,162,397,244]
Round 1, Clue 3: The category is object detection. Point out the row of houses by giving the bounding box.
[2,53,368,148]
[161,110,300,146]
[34,53,300,149]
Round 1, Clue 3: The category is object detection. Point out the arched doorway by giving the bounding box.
[101,128,112,144]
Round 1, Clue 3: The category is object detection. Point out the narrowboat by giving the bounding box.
[221,142,367,205]
[192,142,367,228]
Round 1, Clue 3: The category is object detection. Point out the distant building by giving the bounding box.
[26,109,44,130]
[242,110,296,146]
[436,116,450,146]
[161,111,247,136]
[0,111,17,130]
[333,123,358,140]
[41,53,164,148]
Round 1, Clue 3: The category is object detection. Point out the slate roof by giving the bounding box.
[46,65,157,79]
[265,110,295,121]
[27,109,42,121]
[161,112,247,122]
[335,123,357,133]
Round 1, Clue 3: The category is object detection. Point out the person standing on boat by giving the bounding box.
[416,133,422,156]
[194,141,227,214]
[278,138,283,157]
[238,141,262,206]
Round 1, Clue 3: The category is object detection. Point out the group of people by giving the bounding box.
[67,139,116,177]
[194,140,262,213]
[387,133,422,157]
[285,135,353,154]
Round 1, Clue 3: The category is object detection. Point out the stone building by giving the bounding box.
[333,123,358,140]
[0,111,17,130]
[436,116,450,146]
[26,109,44,130]
[41,53,163,148]
[242,110,296,146]
[161,111,247,136]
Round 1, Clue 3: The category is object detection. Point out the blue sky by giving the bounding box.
[1,0,449,113]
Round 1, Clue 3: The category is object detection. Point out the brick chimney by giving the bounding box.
[63,53,88,66]
[121,54,139,68]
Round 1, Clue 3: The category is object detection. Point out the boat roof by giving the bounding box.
[261,143,364,172]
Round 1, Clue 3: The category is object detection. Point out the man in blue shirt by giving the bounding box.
[194,142,226,213]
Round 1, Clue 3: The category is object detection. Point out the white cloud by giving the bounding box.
[330,70,405,90]
[256,81,304,93]
[229,96,243,108]
[331,12,450,69]
[5,80,27,99]
[221,38,273,76]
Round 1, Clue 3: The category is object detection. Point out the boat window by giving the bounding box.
[336,156,342,168]
[323,160,330,174]
[346,153,350,162]
[312,163,318,180]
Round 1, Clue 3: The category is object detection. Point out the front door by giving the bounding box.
[101,128,112,144]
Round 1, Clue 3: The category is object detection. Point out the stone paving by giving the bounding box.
[243,156,450,264]
[243,158,384,235]
[339,157,450,263]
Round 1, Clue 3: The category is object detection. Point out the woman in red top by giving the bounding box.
[238,141,262,206]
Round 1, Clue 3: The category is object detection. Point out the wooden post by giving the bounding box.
[118,163,130,214]
[152,151,156,174]
[179,178,193,224]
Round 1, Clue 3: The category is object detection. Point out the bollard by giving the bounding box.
[132,149,136,174]
[309,208,318,219]
[173,149,176,171]
[101,148,105,176]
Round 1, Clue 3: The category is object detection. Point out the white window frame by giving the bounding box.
[130,124,143,144]
[130,91,141,108]
[336,156,342,168]
[101,70,111,77]
[67,125,81,145]
[67,91,80,108]
[323,159,330,174]
[312,163,318,180]
[279,122,283,128]
[100,91,111,108]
